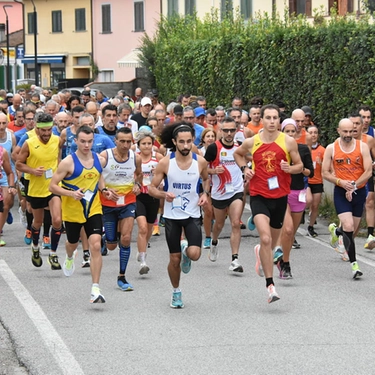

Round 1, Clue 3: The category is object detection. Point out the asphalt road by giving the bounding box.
[1,201,375,375]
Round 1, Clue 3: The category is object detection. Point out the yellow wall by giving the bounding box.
[24,0,91,85]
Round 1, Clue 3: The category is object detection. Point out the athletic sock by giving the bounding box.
[266,277,274,288]
[232,254,238,261]
[119,245,131,275]
[31,226,40,247]
[43,209,51,237]
[26,210,33,229]
[368,227,374,237]
[50,227,62,251]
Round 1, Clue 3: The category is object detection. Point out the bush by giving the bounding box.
[140,9,375,145]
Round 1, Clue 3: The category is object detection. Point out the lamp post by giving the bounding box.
[3,5,12,92]
[30,0,38,86]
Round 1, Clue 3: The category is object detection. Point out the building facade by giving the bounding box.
[92,0,160,84]
[161,0,361,19]
[22,0,92,88]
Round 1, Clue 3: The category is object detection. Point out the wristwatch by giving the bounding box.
[240,165,248,172]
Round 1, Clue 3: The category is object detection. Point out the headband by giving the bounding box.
[36,121,53,128]
[281,118,297,131]
[172,124,192,138]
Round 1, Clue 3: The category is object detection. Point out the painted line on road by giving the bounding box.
[245,205,375,267]
[0,260,84,375]
[297,228,375,267]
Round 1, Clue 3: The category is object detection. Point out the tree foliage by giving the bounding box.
[139,8,375,144]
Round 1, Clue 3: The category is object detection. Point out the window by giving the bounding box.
[52,10,62,33]
[27,12,35,34]
[76,57,90,66]
[221,0,233,19]
[185,0,195,16]
[100,70,114,82]
[50,63,65,88]
[134,1,144,32]
[75,8,86,31]
[241,0,252,19]
[102,4,111,33]
[289,0,311,16]
[329,0,353,15]
[167,0,178,17]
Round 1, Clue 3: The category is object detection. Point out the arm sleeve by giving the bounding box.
[302,145,314,178]
[204,143,218,163]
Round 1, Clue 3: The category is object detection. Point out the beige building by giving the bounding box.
[22,0,91,88]
[161,0,361,19]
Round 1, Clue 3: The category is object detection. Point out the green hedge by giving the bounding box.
[139,9,375,145]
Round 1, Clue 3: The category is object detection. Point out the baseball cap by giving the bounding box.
[6,93,13,98]
[174,105,183,115]
[194,107,206,117]
[301,106,313,117]
[141,97,152,106]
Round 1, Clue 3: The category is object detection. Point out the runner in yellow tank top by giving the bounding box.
[15,113,64,271]
[49,125,115,304]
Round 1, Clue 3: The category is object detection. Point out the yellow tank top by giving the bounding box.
[26,135,59,197]
[61,152,103,223]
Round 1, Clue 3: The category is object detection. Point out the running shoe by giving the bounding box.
[148,242,151,248]
[90,286,106,303]
[159,215,165,227]
[42,236,51,249]
[292,238,301,249]
[364,234,375,250]
[47,253,62,270]
[229,258,244,272]
[6,211,13,225]
[18,207,27,228]
[0,238,5,246]
[278,260,293,279]
[273,246,283,264]
[203,237,211,249]
[351,262,363,279]
[208,240,219,262]
[267,284,280,304]
[117,276,134,291]
[81,252,90,268]
[24,229,32,245]
[247,216,255,231]
[31,245,42,267]
[254,244,264,277]
[334,236,349,261]
[152,225,160,236]
[170,291,184,309]
[180,240,191,274]
[240,221,246,229]
[62,255,75,276]
[139,263,150,275]
[328,223,339,249]
[307,226,318,238]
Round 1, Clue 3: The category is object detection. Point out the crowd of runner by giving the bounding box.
[0,86,373,307]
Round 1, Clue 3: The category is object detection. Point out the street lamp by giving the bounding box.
[3,5,12,92]
[30,0,37,86]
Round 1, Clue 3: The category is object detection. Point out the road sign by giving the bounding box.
[16,46,24,59]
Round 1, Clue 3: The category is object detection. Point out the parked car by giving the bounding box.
[66,87,108,98]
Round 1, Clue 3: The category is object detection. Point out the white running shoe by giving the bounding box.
[209,240,219,262]
[139,262,150,275]
[229,258,243,272]
[63,255,75,277]
[90,286,106,303]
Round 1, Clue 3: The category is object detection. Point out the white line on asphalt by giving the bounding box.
[0,260,85,375]
[298,228,375,267]
[245,205,375,267]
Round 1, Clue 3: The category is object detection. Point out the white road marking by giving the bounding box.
[0,260,85,375]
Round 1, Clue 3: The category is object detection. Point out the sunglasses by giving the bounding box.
[221,128,237,133]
